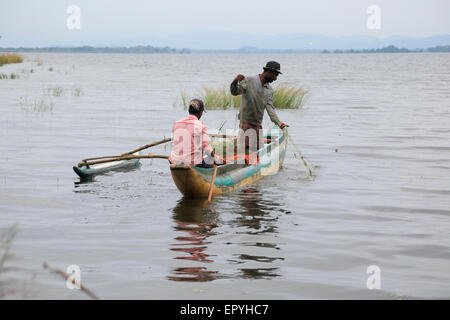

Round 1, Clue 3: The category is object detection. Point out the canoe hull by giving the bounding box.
[170,128,288,198]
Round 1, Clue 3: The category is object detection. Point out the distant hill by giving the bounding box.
[191,46,320,54]
[427,45,450,52]
[322,45,450,54]
[141,31,450,51]
[2,31,450,51]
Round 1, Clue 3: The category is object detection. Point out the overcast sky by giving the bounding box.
[1,0,449,47]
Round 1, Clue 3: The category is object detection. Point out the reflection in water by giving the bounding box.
[229,187,284,279]
[231,187,285,235]
[168,187,286,282]
[169,267,219,282]
[239,268,280,279]
[168,197,220,282]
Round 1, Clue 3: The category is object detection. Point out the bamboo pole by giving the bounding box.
[119,137,172,156]
[78,154,169,168]
[80,138,172,163]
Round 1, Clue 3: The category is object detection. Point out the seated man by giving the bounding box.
[169,99,220,167]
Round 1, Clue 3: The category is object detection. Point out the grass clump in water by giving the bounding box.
[180,86,240,110]
[273,85,309,109]
[72,87,83,97]
[0,54,23,67]
[181,84,308,110]
[199,85,241,110]
[0,73,20,80]
[51,87,64,97]
[19,97,55,113]
[0,224,37,299]
[43,86,64,97]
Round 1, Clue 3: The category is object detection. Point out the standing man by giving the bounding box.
[230,61,289,153]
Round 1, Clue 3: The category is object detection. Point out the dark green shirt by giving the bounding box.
[230,75,280,127]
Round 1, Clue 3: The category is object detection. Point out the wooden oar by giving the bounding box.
[207,164,218,202]
[80,138,172,163]
[78,154,168,168]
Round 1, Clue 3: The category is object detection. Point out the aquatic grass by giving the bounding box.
[72,87,83,97]
[33,58,43,66]
[0,224,18,273]
[0,73,20,80]
[43,86,64,97]
[0,54,23,67]
[180,90,189,109]
[0,224,19,299]
[51,87,64,97]
[180,84,308,110]
[19,69,34,74]
[19,96,55,113]
[273,85,309,109]
[0,224,37,299]
[181,86,241,110]
[200,86,240,110]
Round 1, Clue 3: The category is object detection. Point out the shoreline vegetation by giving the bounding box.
[322,44,450,54]
[0,54,23,79]
[0,54,23,66]
[0,44,449,54]
[181,85,308,110]
[0,46,190,54]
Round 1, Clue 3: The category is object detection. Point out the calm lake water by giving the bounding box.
[0,52,449,299]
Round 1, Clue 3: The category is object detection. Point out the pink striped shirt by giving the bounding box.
[169,115,214,165]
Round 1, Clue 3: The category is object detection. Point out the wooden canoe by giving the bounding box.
[170,127,288,198]
[73,151,141,179]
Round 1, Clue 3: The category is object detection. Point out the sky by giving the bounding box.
[1,0,449,47]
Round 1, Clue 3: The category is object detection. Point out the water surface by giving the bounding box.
[0,53,449,299]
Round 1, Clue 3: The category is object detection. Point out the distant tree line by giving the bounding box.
[0,45,191,54]
[1,44,449,54]
[322,45,450,54]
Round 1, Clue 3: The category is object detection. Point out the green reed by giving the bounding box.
[180,84,308,110]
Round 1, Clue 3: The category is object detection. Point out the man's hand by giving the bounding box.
[211,151,222,165]
[213,156,222,165]
[233,74,245,83]
[277,121,290,129]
